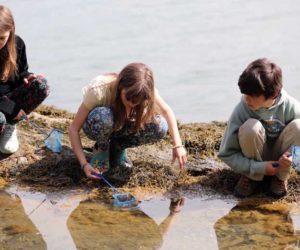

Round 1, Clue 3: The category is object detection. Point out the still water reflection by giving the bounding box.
[2,186,300,249]
[68,197,186,249]
[214,202,300,250]
[0,190,46,249]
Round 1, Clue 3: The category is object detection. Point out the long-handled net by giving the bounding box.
[22,117,63,153]
[92,172,137,208]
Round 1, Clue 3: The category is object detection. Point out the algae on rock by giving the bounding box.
[1,105,300,202]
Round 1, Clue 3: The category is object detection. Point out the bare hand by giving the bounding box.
[23,74,37,85]
[278,151,292,169]
[169,197,185,215]
[83,163,101,179]
[265,161,279,176]
[172,146,187,169]
[14,109,27,121]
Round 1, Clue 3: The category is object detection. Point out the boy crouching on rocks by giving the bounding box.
[218,58,300,198]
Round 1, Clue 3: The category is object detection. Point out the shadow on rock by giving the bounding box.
[18,146,85,188]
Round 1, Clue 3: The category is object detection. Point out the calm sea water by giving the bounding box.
[4,0,300,122]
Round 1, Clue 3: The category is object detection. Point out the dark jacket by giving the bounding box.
[0,35,31,119]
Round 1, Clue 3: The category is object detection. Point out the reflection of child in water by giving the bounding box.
[67,197,184,249]
[0,191,46,248]
[214,203,300,249]
[169,197,185,214]
[159,197,185,237]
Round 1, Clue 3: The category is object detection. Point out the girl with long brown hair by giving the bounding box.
[69,63,187,179]
[0,5,49,154]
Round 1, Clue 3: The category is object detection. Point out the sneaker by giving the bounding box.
[234,175,257,198]
[90,146,110,174]
[109,145,133,169]
[0,124,19,154]
[269,176,287,198]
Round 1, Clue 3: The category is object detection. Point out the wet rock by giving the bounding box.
[17,157,28,165]
[0,177,6,189]
[186,158,228,176]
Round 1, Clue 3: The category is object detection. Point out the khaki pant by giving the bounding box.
[238,119,300,181]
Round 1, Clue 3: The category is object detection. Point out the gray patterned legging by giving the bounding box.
[83,106,168,150]
[0,77,49,133]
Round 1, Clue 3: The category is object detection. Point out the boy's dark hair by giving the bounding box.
[238,58,282,99]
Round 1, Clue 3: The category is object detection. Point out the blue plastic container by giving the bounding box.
[292,145,300,173]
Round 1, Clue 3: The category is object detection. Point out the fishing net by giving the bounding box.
[22,117,63,153]
[44,128,63,153]
[113,193,137,208]
[92,172,137,208]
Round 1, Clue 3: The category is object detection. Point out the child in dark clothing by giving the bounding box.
[0,5,49,154]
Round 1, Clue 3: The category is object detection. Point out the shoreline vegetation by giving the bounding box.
[0,105,300,203]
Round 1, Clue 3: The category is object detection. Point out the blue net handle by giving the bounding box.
[92,173,118,192]
[21,116,63,153]
[29,120,48,136]
[91,172,137,207]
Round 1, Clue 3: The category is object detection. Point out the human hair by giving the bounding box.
[0,5,17,81]
[238,58,282,99]
[111,63,156,132]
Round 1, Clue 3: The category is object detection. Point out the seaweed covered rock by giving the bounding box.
[0,105,300,202]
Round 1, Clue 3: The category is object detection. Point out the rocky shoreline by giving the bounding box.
[1,105,300,202]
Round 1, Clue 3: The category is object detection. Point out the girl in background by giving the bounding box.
[69,63,186,179]
[0,5,49,154]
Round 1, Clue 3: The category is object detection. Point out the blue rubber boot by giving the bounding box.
[109,144,133,169]
[90,146,110,174]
